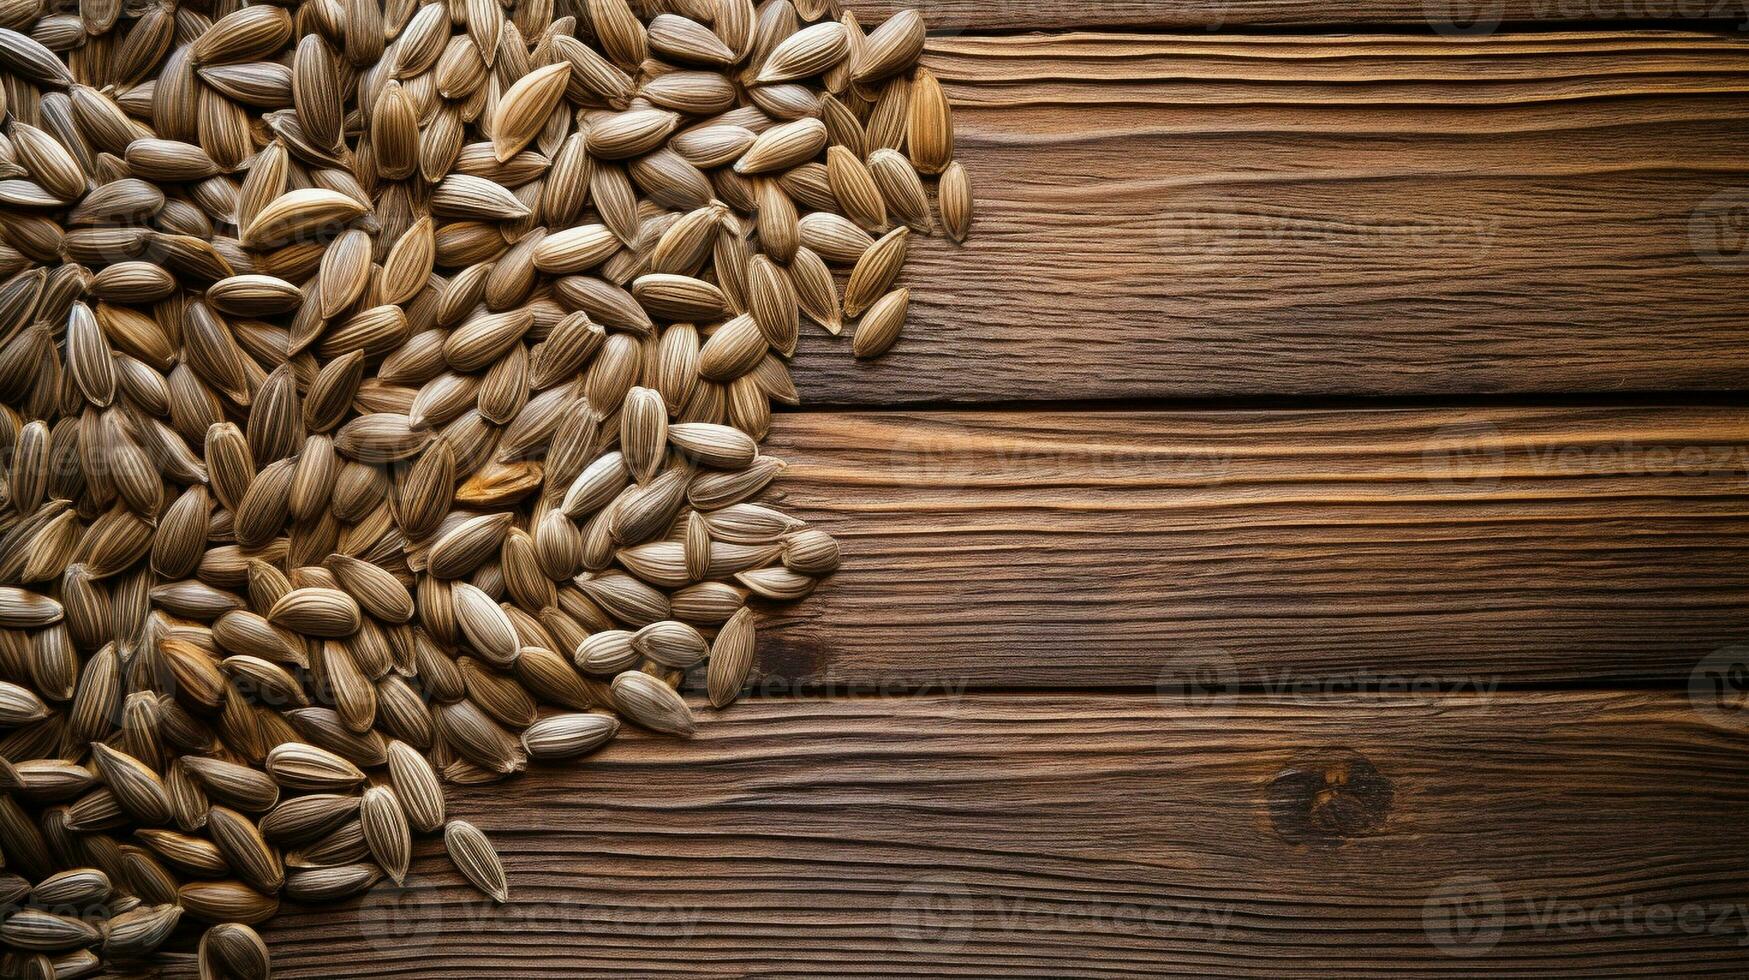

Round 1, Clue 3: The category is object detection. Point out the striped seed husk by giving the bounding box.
[360,785,412,885]
[609,669,695,736]
[844,227,909,317]
[386,740,445,833]
[444,819,509,903]
[939,159,974,243]
[521,712,619,759]
[708,606,756,707]
[851,287,909,359]
[199,922,272,980]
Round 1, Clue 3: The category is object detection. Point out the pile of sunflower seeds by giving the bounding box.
[0,0,970,972]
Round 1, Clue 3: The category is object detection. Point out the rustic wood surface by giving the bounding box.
[850,0,1749,31]
[750,406,1749,688]
[150,23,1749,980]
[243,692,1749,978]
[792,32,1749,404]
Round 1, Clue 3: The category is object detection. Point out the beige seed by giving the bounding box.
[708,606,756,707]
[631,273,730,321]
[868,148,933,233]
[428,513,515,580]
[734,117,829,175]
[668,422,759,469]
[671,124,758,169]
[632,620,708,668]
[647,13,737,67]
[267,588,362,637]
[737,565,819,600]
[907,66,954,175]
[451,582,520,666]
[577,629,640,675]
[258,793,360,845]
[940,160,974,243]
[335,413,432,462]
[753,177,800,263]
[386,740,445,833]
[587,108,681,159]
[688,456,787,510]
[522,712,620,759]
[0,587,62,628]
[180,756,279,813]
[697,313,770,381]
[610,669,696,736]
[283,865,380,907]
[432,173,534,221]
[199,923,272,980]
[102,903,184,960]
[373,81,420,181]
[205,806,282,895]
[444,819,510,903]
[756,21,849,84]
[852,287,909,359]
[576,570,672,626]
[844,227,910,317]
[491,61,571,162]
[785,528,843,575]
[866,74,912,152]
[176,881,280,926]
[854,9,925,84]
[1,908,101,952]
[789,247,843,334]
[798,211,875,266]
[747,255,800,355]
[361,785,412,885]
[264,742,366,792]
[827,145,889,232]
[241,189,369,248]
[621,386,668,484]
[532,224,621,274]
[436,699,526,773]
[89,744,172,826]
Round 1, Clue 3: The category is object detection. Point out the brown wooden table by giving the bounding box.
[256,7,1749,976]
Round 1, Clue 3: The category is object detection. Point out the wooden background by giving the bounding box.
[256,7,1749,978]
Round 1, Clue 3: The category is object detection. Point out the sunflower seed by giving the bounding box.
[609,669,695,736]
[851,286,909,358]
[443,819,509,903]
[521,712,619,759]
[708,606,756,707]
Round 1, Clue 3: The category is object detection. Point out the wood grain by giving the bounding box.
[250,691,1749,978]
[752,405,1749,688]
[794,32,1749,404]
[850,0,1749,31]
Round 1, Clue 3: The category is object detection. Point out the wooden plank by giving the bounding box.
[852,0,1749,31]
[253,691,1749,977]
[752,405,1749,688]
[793,32,1749,404]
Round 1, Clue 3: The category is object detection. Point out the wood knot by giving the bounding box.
[1266,748,1393,845]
